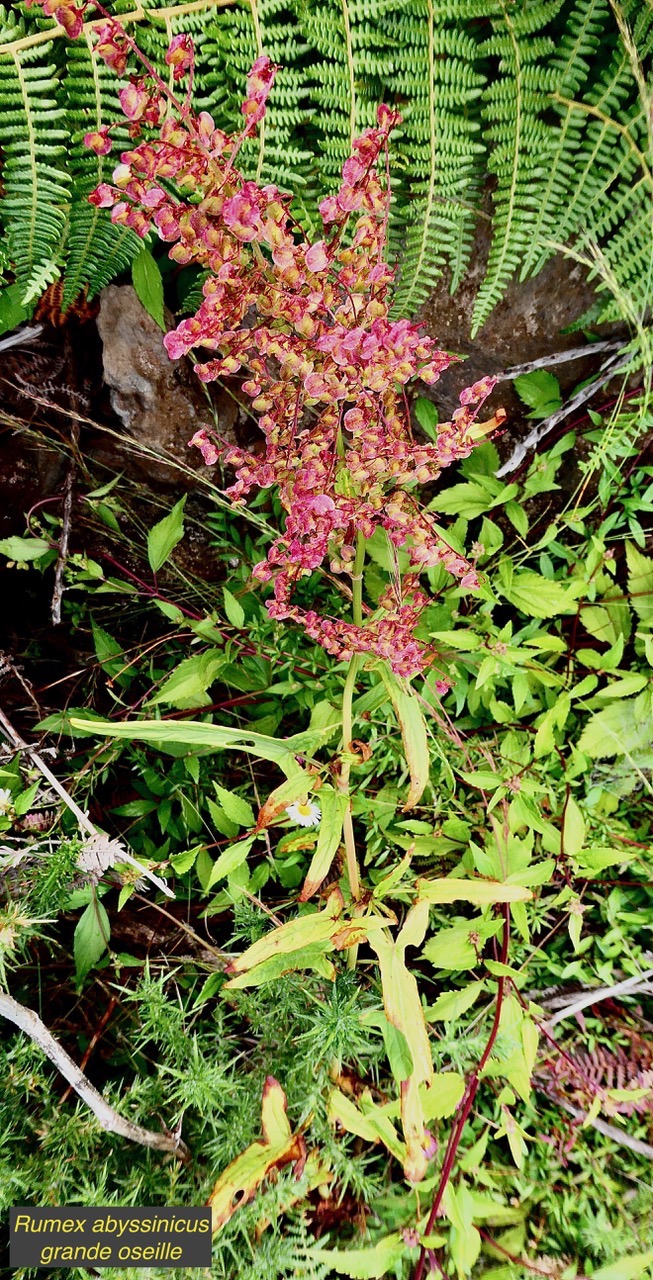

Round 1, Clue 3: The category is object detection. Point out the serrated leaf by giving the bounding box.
[513,370,562,418]
[147,497,186,574]
[577,694,653,759]
[74,900,110,983]
[427,981,485,1022]
[422,1072,465,1120]
[499,569,582,619]
[132,247,165,329]
[0,536,51,562]
[310,1235,408,1278]
[170,847,200,874]
[214,785,255,829]
[626,542,653,624]
[149,650,224,708]
[423,918,503,970]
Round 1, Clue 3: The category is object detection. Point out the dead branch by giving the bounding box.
[0,706,175,899]
[544,967,653,1029]
[497,349,631,476]
[496,339,623,382]
[552,1095,653,1161]
[0,988,188,1159]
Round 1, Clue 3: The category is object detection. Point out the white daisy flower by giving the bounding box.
[285,799,321,828]
[0,788,13,816]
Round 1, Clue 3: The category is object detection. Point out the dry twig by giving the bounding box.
[0,988,188,1158]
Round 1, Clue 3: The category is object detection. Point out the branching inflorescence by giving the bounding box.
[27,0,502,680]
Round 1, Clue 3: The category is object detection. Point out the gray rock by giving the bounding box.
[97,284,235,482]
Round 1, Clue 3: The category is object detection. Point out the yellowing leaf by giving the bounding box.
[310,1234,408,1278]
[300,786,348,900]
[379,667,429,809]
[421,1072,465,1120]
[208,1077,306,1232]
[593,1253,653,1280]
[256,774,316,828]
[224,943,336,990]
[224,888,344,981]
[370,918,434,1182]
[417,877,532,905]
[328,1089,406,1165]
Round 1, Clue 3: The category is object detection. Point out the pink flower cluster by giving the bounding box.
[25,1,503,678]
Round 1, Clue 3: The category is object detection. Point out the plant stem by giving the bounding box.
[339,533,365,911]
[412,907,511,1280]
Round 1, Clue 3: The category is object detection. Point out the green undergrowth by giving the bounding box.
[2,411,653,1278]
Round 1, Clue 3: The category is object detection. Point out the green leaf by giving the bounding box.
[592,1254,653,1280]
[422,1072,466,1119]
[499,568,582,619]
[170,847,200,874]
[379,667,429,809]
[132,247,165,329]
[300,785,347,900]
[147,497,186,574]
[427,981,485,1023]
[223,586,245,628]
[430,481,495,519]
[0,283,32,338]
[0,536,51,562]
[206,835,256,889]
[562,797,585,858]
[626,542,653,624]
[504,500,529,537]
[214,785,256,829]
[577,694,653,759]
[74,900,110,983]
[423,918,502,970]
[310,1235,408,1278]
[513,371,562,419]
[14,781,40,817]
[70,716,333,779]
[149,650,225,709]
[414,396,438,440]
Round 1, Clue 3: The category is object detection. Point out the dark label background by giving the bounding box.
[9,1206,212,1269]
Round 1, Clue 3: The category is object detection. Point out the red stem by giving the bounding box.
[412,906,510,1280]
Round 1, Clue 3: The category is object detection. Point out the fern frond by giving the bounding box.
[62,30,141,306]
[0,11,69,303]
[386,2,485,313]
[471,4,558,336]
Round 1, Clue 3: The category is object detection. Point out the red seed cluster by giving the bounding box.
[26,1,503,677]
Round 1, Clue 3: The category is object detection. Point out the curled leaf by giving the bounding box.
[379,667,429,809]
[208,1077,306,1232]
[300,786,348,900]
